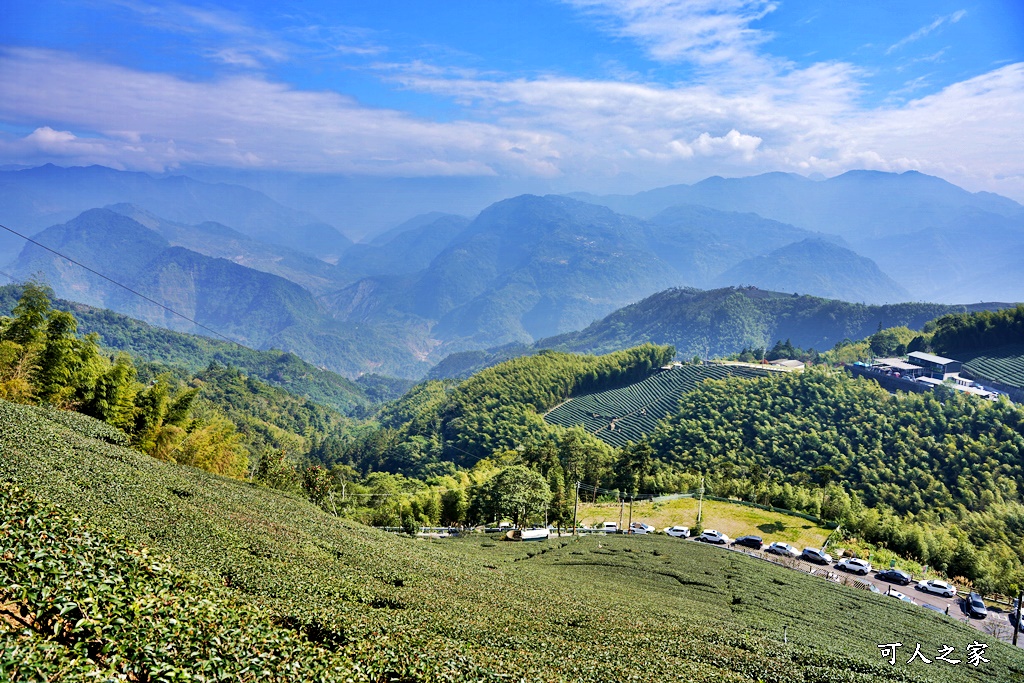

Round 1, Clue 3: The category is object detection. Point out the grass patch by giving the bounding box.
[578,497,832,549]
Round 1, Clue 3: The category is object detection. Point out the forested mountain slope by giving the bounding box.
[541,286,1008,359]
[108,203,346,295]
[3,210,430,378]
[642,368,1024,590]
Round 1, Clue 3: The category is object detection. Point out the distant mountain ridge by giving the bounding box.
[570,170,1024,303]
[5,164,1023,379]
[713,238,909,303]
[570,170,1023,240]
[324,194,904,354]
[0,164,353,265]
[427,286,1013,378]
[5,208,429,378]
[107,204,346,296]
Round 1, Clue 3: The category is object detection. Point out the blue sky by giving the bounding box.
[2,0,1023,199]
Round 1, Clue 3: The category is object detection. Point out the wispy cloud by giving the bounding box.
[0,47,561,177]
[564,0,779,73]
[1,0,1023,204]
[886,10,967,55]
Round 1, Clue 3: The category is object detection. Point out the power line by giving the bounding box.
[0,221,241,347]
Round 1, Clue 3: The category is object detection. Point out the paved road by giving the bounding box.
[684,537,1024,647]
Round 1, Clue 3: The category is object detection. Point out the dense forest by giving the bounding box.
[644,368,1024,593]
[930,304,1024,353]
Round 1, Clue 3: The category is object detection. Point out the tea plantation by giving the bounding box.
[2,398,1023,682]
[960,344,1024,389]
[544,364,768,446]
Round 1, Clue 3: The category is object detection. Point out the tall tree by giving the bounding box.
[489,465,551,528]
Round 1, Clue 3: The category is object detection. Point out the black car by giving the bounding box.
[965,592,988,619]
[876,568,912,586]
[732,535,763,550]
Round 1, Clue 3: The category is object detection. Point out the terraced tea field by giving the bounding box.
[544,364,769,446]
[3,397,1023,682]
[960,344,1024,389]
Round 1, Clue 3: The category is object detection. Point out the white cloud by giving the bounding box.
[693,130,762,160]
[886,10,967,55]
[564,0,779,73]
[1,32,1022,203]
[0,47,562,177]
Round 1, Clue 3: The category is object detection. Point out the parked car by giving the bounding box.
[917,579,957,598]
[600,522,619,533]
[664,526,690,538]
[876,568,912,586]
[800,547,833,565]
[628,522,655,534]
[887,589,915,604]
[836,557,872,575]
[965,592,988,619]
[731,535,763,550]
[764,542,799,558]
[697,529,729,545]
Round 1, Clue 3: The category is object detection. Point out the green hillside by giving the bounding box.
[545,364,769,447]
[3,397,1020,682]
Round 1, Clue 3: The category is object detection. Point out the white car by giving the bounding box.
[628,522,655,534]
[917,579,957,598]
[697,529,729,545]
[664,526,690,538]
[765,542,799,558]
[888,589,915,604]
[836,557,873,575]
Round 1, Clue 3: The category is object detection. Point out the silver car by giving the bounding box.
[800,547,834,565]
[765,541,799,557]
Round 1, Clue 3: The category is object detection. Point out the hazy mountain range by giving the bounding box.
[1,164,1021,378]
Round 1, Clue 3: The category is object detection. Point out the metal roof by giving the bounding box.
[908,351,959,366]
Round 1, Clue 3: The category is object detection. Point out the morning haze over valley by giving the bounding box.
[2,2,1024,681]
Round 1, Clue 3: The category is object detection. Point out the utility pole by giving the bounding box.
[627,496,634,533]
[572,481,579,536]
[697,475,705,529]
[1015,591,1022,647]
[618,497,625,531]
